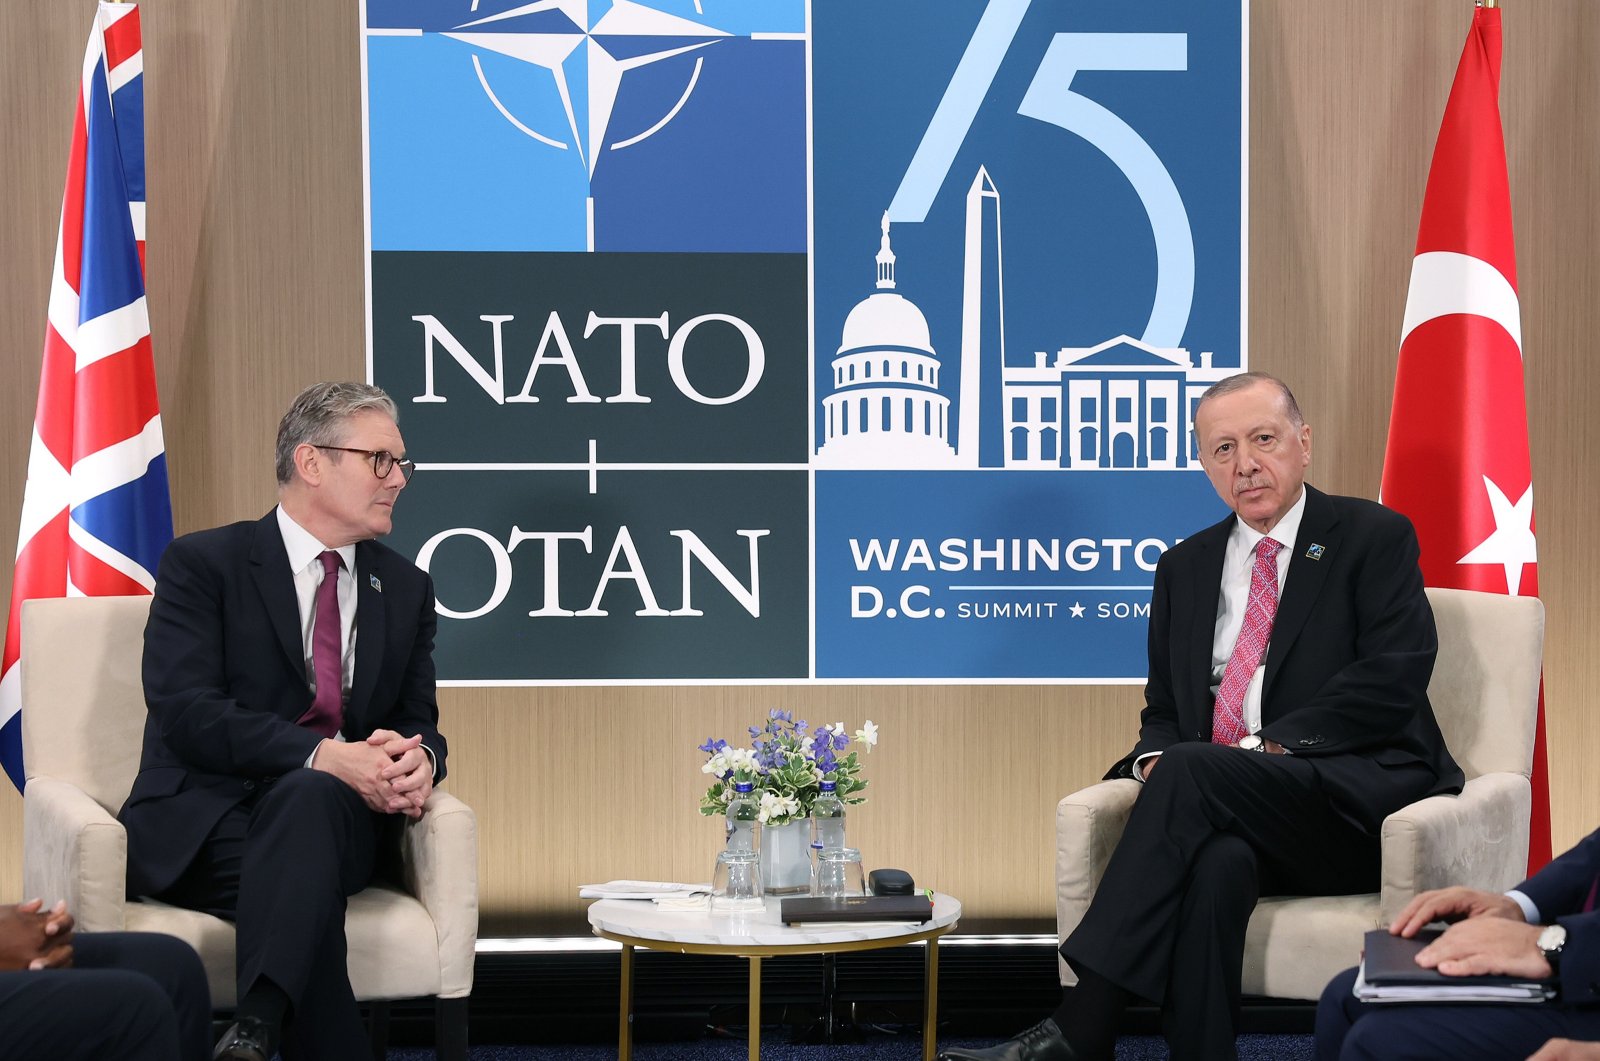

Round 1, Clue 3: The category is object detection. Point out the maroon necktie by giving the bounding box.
[1584,875,1598,914]
[297,550,344,737]
[1212,537,1283,746]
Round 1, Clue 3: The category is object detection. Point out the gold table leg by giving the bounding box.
[748,955,763,1061]
[923,938,940,1061]
[619,943,634,1061]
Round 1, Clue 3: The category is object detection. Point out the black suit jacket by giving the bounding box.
[1108,484,1462,833]
[1519,828,1600,1005]
[120,511,447,898]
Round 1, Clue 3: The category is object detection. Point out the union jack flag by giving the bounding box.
[1,2,172,790]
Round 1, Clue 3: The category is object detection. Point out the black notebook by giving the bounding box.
[780,895,934,925]
[1357,929,1554,1003]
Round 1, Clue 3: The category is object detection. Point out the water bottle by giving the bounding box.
[713,780,764,912]
[811,779,846,854]
[726,780,762,856]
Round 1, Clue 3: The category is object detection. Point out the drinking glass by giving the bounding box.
[812,847,866,898]
[712,850,764,912]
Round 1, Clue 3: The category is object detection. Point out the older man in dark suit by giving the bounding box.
[942,373,1462,1061]
[1317,827,1600,1060]
[119,381,447,1061]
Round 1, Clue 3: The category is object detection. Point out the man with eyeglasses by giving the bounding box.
[119,381,447,1061]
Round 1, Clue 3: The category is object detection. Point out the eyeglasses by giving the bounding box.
[314,446,416,482]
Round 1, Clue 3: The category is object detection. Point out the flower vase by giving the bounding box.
[760,820,812,895]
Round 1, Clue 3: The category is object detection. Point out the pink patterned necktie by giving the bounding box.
[297,550,344,737]
[1212,537,1283,746]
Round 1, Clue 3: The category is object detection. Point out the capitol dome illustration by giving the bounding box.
[815,213,958,468]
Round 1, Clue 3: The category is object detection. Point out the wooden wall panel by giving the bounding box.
[0,2,1595,937]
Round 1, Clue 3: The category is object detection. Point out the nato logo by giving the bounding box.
[812,1,1246,472]
[364,1,805,253]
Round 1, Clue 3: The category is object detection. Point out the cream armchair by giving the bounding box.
[1056,586,1545,1000]
[20,594,478,1060]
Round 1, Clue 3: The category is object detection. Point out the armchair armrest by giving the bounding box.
[400,790,479,998]
[1056,778,1140,984]
[1378,771,1531,924]
[21,777,128,933]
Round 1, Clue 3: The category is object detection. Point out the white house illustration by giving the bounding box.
[1004,337,1228,470]
[816,168,1231,470]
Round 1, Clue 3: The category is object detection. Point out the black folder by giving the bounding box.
[1358,929,1553,1003]
[780,895,934,925]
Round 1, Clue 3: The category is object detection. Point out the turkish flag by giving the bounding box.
[1381,6,1548,873]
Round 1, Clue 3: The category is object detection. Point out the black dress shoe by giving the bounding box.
[937,1018,1080,1061]
[213,1015,274,1061]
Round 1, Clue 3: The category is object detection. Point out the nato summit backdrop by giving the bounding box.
[359,0,1245,684]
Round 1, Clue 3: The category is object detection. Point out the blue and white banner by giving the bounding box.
[361,0,1245,683]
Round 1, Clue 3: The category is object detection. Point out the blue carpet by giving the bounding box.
[389,1033,1315,1059]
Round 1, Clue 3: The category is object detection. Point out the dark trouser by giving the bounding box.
[1317,965,1600,1059]
[0,930,212,1061]
[160,768,386,1061]
[1062,742,1436,1061]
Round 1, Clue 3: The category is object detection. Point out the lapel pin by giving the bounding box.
[1305,544,1325,561]
[370,574,383,592]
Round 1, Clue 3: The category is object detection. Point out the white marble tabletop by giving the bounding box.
[587,892,961,949]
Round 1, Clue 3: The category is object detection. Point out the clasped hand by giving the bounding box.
[312,729,433,818]
[0,899,74,972]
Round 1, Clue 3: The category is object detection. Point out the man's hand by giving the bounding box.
[0,900,74,971]
[1414,916,1548,979]
[1528,1040,1600,1061]
[1139,754,1161,780]
[1390,886,1525,937]
[366,729,433,819]
[311,739,404,814]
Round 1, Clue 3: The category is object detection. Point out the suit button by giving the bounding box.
[243,781,256,792]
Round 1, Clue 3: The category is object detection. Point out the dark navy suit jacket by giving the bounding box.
[120,510,447,898]
[1520,828,1600,1005]
[1108,484,1463,833]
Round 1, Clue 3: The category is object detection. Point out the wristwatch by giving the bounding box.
[1537,923,1567,972]
[1238,735,1267,753]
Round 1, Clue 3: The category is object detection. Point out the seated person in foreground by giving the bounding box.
[1317,826,1600,1061]
[119,382,448,1061]
[941,373,1462,1061]
[0,898,210,1060]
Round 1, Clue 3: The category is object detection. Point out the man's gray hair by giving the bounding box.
[1194,372,1305,428]
[275,382,399,485]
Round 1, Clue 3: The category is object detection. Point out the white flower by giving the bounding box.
[704,746,760,777]
[854,720,879,749]
[757,790,800,824]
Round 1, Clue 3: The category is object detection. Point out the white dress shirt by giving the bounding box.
[1135,487,1308,781]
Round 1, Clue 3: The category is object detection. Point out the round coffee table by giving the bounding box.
[587,892,962,1060]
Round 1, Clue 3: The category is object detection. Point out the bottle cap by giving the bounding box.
[819,779,837,792]
[734,781,754,793]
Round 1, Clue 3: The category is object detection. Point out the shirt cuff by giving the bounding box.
[1506,889,1542,924]
[422,743,439,781]
[1133,751,1162,783]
